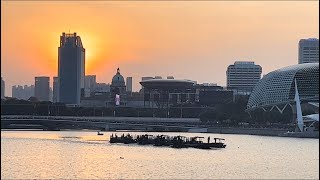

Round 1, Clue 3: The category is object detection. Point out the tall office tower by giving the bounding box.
[49,87,53,102]
[226,61,262,94]
[84,75,96,97]
[58,32,85,104]
[12,85,23,99]
[12,85,34,100]
[1,77,5,98]
[298,38,319,64]
[23,85,34,100]
[126,77,133,92]
[53,77,59,103]
[35,76,50,101]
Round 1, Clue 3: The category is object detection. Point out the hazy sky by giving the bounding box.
[1,1,319,96]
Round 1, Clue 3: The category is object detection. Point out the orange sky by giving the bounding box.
[1,1,319,96]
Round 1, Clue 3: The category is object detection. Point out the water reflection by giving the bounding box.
[1,131,319,179]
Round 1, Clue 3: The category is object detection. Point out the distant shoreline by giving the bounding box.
[2,127,318,139]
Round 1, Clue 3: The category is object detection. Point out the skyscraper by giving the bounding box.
[298,38,319,64]
[84,75,96,97]
[58,32,85,105]
[53,77,59,103]
[49,87,53,102]
[35,76,50,101]
[12,85,34,100]
[12,85,24,99]
[126,77,132,92]
[226,61,262,94]
[24,85,35,100]
[1,77,5,98]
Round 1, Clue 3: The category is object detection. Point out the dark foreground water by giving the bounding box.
[1,131,319,179]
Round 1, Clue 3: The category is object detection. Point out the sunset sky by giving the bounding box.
[1,1,319,96]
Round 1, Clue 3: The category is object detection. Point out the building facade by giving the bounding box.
[58,32,85,105]
[247,63,319,111]
[94,83,111,93]
[49,87,53,102]
[110,68,126,106]
[35,76,50,101]
[140,79,196,108]
[12,85,23,99]
[226,61,262,94]
[1,77,4,99]
[126,77,132,92]
[84,75,97,97]
[12,85,34,100]
[53,77,59,103]
[298,38,319,64]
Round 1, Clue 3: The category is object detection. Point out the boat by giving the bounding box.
[109,133,227,150]
[208,138,227,148]
[186,137,226,149]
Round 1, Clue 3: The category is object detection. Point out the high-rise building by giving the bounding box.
[12,85,34,100]
[84,75,96,97]
[226,61,262,94]
[85,75,96,89]
[24,85,35,100]
[35,76,50,101]
[298,38,319,64]
[53,77,59,103]
[126,77,132,92]
[58,32,85,105]
[1,77,5,98]
[49,87,53,102]
[12,85,23,99]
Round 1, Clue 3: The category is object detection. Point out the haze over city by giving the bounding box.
[1,1,319,96]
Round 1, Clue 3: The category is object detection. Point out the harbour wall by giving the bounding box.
[206,127,288,136]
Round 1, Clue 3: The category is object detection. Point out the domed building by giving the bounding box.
[110,68,126,106]
[247,63,319,111]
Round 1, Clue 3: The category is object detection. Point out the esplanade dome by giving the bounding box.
[111,68,125,86]
[247,63,319,111]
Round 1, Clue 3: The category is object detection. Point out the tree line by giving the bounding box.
[2,96,313,128]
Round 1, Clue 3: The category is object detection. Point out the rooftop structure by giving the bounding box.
[140,79,195,89]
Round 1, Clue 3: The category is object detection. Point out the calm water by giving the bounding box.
[1,131,319,179]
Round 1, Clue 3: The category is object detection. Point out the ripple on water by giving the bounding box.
[1,131,319,179]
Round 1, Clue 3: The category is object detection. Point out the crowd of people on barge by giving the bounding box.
[109,133,226,149]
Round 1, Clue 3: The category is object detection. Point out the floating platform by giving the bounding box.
[109,133,226,150]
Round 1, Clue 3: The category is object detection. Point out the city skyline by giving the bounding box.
[1,1,319,96]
